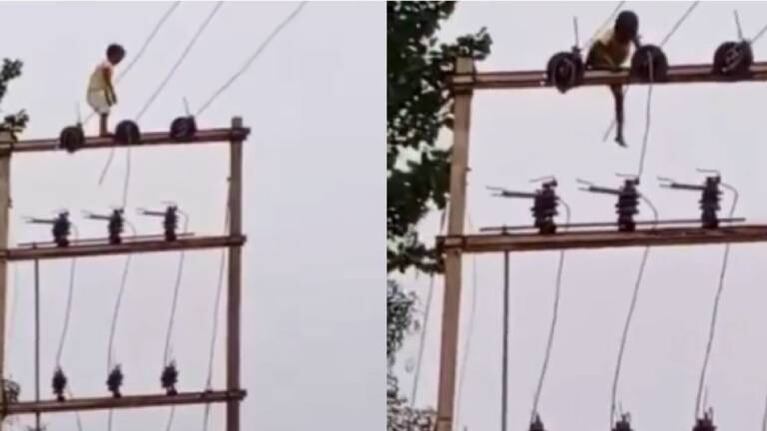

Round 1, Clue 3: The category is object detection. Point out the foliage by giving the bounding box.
[0,58,28,140]
[387,2,492,430]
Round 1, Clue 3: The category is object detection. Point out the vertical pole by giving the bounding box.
[501,250,509,431]
[436,57,475,431]
[226,117,243,431]
[33,258,40,431]
[0,132,11,420]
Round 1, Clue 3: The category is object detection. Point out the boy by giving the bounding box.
[586,11,641,148]
[87,44,125,137]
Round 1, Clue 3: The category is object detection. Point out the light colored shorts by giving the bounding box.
[87,90,111,115]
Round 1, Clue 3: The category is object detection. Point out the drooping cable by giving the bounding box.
[55,225,79,367]
[601,1,700,142]
[106,220,136,431]
[455,212,478,431]
[693,181,739,419]
[409,209,447,408]
[194,1,308,117]
[161,210,189,431]
[530,199,571,423]
[202,207,231,431]
[83,2,182,125]
[98,1,224,188]
[609,195,659,428]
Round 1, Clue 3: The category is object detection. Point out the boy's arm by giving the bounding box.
[102,67,117,105]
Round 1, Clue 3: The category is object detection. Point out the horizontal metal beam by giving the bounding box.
[439,224,767,253]
[5,235,245,261]
[4,389,246,415]
[17,232,195,248]
[0,127,250,153]
[450,61,767,91]
[479,217,747,232]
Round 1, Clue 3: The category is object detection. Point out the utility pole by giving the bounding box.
[0,119,249,430]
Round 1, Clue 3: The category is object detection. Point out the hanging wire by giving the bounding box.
[162,210,190,365]
[65,388,84,431]
[409,210,447,408]
[454,211,479,431]
[55,225,80,366]
[609,195,659,428]
[194,1,308,117]
[202,208,231,431]
[98,1,224,187]
[602,1,701,142]
[693,181,739,419]
[530,199,571,423]
[83,2,182,126]
[762,393,767,431]
[636,52,655,178]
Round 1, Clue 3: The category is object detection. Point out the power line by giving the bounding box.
[530,200,571,423]
[584,1,626,51]
[194,1,308,117]
[694,182,739,419]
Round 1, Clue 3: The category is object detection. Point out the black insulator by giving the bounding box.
[52,212,71,247]
[108,209,124,245]
[169,116,197,141]
[52,367,67,402]
[107,365,123,398]
[712,40,753,79]
[161,362,179,396]
[546,49,585,94]
[699,176,722,229]
[163,206,178,242]
[58,125,85,153]
[114,120,141,145]
[529,414,546,431]
[531,181,559,235]
[630,44,669,82]
[616,180,640,232]
[613,414,633,431]
[693,414,716,431]
[3,378,20,404]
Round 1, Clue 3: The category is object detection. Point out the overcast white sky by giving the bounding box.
[395,2,767,431]
[0,1,382,430]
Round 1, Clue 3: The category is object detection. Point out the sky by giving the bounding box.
[394,2,767,431]
[0,2,383,430]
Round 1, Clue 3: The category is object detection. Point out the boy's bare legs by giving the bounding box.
[610,84,626,147]
[100,113,109,137]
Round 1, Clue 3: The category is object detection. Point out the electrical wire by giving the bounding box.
[636,52,655,179]
[194,1,308,116]
[98,1,224,188]
[409,210,447,408]
[584,1,626,51]
[530,200,571,424]
[83,2,182,125]
[693,181,739,419]
[762,393,767,431]
[55,225,79,367]
[601,1,700,142]
[455,212,478,431]
[202,208,231,431]
[608,196,659,428]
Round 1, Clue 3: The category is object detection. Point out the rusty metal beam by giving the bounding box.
[479,217,747,233]
[17,232,195,248]
[4,235,245,261]
[439,225,767,253]
[0,127,250,153]
[450,61,767,91]
[4,390,246,415]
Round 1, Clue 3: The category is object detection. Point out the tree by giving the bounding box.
[0,58,28,140]
[387,2,492,430]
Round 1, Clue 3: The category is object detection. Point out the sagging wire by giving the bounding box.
[105,219,137,431]
[98,1,225,197]
[194,1,308,117]
[636,51,655,179]
[409,209,447,408]
[202,208,230,431]
[83,1,182,126]
[455,211,478,431]
[762,393,767,431]
[602,1,701,142]
[608,194,659,429]
[530,198,571,424]
[693,178,739,420]
[160,209,189,431]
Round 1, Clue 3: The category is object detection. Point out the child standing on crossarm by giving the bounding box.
[586,11,641,148]
[87,44,126,137]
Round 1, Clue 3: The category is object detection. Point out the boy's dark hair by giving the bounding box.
[615,11,639,38]
[106,44,126,59]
